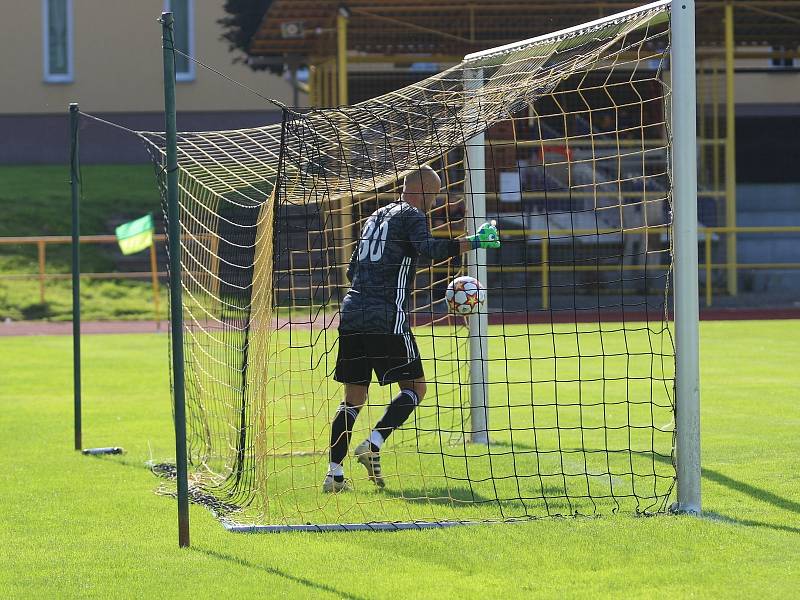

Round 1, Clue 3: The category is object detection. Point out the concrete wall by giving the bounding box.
[735,72,800,105]
[0,0,293,113]
[0,1,293,164]
[698,44,800,107]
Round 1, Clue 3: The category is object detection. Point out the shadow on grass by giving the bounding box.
[704,511,800,536]
[702,468,800,515]
[82,454,152,472]
[379,484,585,518]
[488,440,673,462]
[651,452,800,517]
[380,485,496,506]
[194,547,370,600]
[92,443,798,533]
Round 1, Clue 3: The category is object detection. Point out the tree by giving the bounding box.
[218,0,282,73]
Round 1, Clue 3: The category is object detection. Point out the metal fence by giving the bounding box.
[0,234,164,318]
[1,226,798,317]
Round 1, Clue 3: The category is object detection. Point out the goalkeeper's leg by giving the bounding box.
[324,384,369,493]
[355,379,426,488]
[325,331,372,493]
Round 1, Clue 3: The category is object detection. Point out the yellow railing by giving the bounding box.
[435,225,800,309]
[0,234,164,319]
[700,226,800,307]
[1,226,798,316]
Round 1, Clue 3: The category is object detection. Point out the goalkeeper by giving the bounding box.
[324,165,500,493]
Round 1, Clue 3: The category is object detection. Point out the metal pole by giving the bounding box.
[38,240,47,303]
[671,0,701,514]
[541,235,549,310]
[161,11,190,548]
[705,232,713,307]
[290,62,299,108]
[322,62,329,108]
[337,8,349,106]
[712,59,720,218]
[724,2,738,296]
[697,58,706,188]
[464,66,489,445]
[321,63,327,107]
[69,103,82,452]
[329,60,336,107]
[308,64,317,107]
[149,241,161,326]
[336,11,352,295]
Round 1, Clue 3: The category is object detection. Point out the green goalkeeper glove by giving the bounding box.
[467,220,501,249]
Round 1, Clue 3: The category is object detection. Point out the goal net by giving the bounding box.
[144,0,676,529]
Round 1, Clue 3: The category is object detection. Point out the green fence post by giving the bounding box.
[161,11,190,549]
[69,103,82,452]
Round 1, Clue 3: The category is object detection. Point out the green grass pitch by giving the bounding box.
[222,322,675,526]
[2,320,799,598]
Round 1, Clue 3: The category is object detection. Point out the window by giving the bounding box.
[43,0,73,83]
[165,0,195,82]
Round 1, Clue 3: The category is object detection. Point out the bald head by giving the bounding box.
[402,165,441,212]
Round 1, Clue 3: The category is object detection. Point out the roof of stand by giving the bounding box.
[246,0,800,60]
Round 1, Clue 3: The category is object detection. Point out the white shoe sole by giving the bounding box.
[354,442,385,488]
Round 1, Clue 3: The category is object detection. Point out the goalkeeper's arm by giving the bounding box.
[408,212,501,259]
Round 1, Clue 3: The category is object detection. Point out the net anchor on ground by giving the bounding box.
[81,447,125,456]
[668,502,699,516]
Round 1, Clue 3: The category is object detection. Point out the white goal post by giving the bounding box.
[671,0,702,514]
[461,0,701,510]
[464,66,490,445]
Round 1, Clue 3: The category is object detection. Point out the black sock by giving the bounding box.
[330,402,361,466]
[373,389,421,445]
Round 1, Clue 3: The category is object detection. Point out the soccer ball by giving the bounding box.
[445,276,486,315]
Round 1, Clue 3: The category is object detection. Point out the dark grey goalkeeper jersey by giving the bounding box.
[340,201,460,334]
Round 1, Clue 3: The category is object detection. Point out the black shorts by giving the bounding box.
[334,331,424,386]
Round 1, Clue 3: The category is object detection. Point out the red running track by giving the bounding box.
[1,307,798,337]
